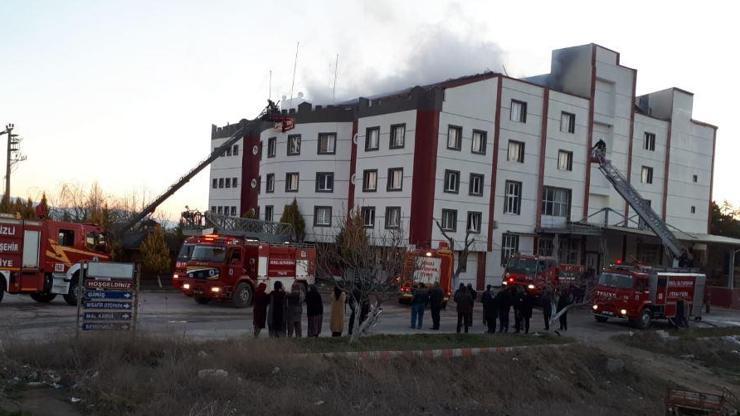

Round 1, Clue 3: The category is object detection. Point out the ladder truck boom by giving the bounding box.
[590,140,690,263]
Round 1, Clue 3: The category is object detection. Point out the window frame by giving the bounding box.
[315,172,335,193]
[362,169,378,192]
[361,206,376,228]
[212,178,217,189]
[285,172,300,192]
[557,150,573,171]
[225,178,231,189]
[560,112,576,134]
[507,140,525,163]
[232,177,238,187]
[503,180,522,215]
[447,125,462,151]
[469,173,484,197]
[265,173,275,193]
[389,124,406,149]
[542,186,572,218]
[441,209,458,232]
[365,126,380,151]
[443,169,460,194]
[467,211,482,234]
[510,99,527,123]
[264,205,274,222]
[233,144,239,156]
[387,167,403,192]
[218,178,224,189]
[267,137,277,158]
[641,166,654,184]
[471,129,487,155]
[317,132,337,155]
[501,233,520,266]
[313,206,333,227]
[644,132,656,151]
[385,206,401,230]
[287,134,301,156]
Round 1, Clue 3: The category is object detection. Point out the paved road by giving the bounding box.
[2,291,739,341]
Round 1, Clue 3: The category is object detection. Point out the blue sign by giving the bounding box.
[83,312,132,321]
[84,290,134,300]
[83,301,132,310]
[82,322,131,331]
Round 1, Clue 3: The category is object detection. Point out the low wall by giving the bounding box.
[708,286,740,309]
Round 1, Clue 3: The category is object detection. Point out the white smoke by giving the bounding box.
[304,26,506,105]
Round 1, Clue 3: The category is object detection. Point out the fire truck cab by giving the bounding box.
[592,263,705,329]
[501,254,560,296]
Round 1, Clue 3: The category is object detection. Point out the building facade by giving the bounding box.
[208,43,718,287]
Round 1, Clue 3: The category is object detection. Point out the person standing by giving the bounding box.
[429,282,444,330]
[541,285,553,331]
[521,290,534,334]
[676,296,689,328]
[513,287,525,334]
[481,285,497,334]
[454,284,473,333]
[286,282,304,337]
[267,281,287,338]
[252,283,268,337]
[305,285,323,337]
[330,286,346,337]
[496,287,511,333]
[410,283,430,329]
[557,287,571,332]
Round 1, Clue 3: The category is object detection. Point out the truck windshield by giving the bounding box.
[190,245,227,263]
[506,259,545,274]
[177,244,195,261]
[598,273,633,289]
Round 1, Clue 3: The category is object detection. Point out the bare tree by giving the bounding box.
[316,209,407,342]
[434,218,475,286]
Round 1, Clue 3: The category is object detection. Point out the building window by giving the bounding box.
[230,206,237,216]
[507,140,525,163]
[267,137,276,158]
[225,147,231,157]
[390,124,405,149]
[387,168,403,191]
[233,145,239,156]
[225,178,231,188]
[441,209,457,232]
[212,178,217,189]
[467,211,482,234]
[501,234,519,266]
[691,206,696,214]
[471,130,487,154]
[443,170,460,194]
[469,173,484,196]
[285,172,299,192]
[542,186,571,217]
[504,180,522,215]
[361,207,375,228]
[362,169,378,192]
[217,206,223,214]
[211,206,216,213]
[232,177,238,187]
[557,150,573,171]
[365,127,380,151]
[218,178,224,188]
[537,237,553,256]
[447,125,462,150]
[641,166,653,184]
[693,174,698,183]
[644,132,656,151]
[560,112,576,134]
[316,172,334,192]
[510,100,527,123]
[287,135,301,156]
[317,133,336,155]
[266,174,275,193]
[314,206,332,227]
[385,206,401,229]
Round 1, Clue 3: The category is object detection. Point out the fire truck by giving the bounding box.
[0,212,109,305]
[176,211,316,307]
[501,254,585,296]
[589,140,706,328]
[398,243,453,304]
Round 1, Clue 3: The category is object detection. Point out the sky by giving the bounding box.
[1,0,738,220]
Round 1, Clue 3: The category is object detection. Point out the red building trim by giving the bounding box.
[487,76,503,251]
[409,110,440,247]
[661,123,673,221]
[535,88,550,229]
[476,252,486,291]
[624,69,638,223]
[708,128,717,233]
[347,119,359,212]
[582,45,597,220]
[240,133,260,216]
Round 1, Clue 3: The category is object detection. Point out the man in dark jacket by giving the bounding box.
[267,281,288,337]
[481,285,497,334]
[521,290,534,334]
[513,286,525,333]
[410,283,430,329]
[557,288,572,331]
[429,282,444,330]
[454,284,473,333]
[541,285,553,331]
[496,287,511,333]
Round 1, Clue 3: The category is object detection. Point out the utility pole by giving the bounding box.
[1,123,25,203]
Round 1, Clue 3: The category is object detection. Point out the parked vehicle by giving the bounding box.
[398,243,453,305]
[501,254,584,296]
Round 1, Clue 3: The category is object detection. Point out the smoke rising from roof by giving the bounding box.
[304,27,506,105]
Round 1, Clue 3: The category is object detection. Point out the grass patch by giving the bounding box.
[0,410,31,416]
[292,333,571,353]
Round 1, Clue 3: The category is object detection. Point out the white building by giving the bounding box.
[208,43,720,288]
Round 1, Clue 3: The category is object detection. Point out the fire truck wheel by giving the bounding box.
[30,292,57,303]
[194,296,211,305]
[232,282,252,308]
[63,276,80,306]
[0,279,5,303]
[594,316,608,323]
[635,309,652,329]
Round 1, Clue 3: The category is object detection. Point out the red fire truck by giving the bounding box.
[176,233,316,307]
[0,213,109,305]
[398,243,453,304]
[591,262,705,328]
[501,254,585,296]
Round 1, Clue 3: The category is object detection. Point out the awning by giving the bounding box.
[539,222,740,247]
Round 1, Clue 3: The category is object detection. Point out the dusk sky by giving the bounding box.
[2,0,738,220]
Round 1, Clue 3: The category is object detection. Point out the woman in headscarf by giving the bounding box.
[329,286,346,337]
[305,285,324,337]
[252,282,268,337]
[267,281,287,337]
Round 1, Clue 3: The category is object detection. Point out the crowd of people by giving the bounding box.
[251,280,579,338]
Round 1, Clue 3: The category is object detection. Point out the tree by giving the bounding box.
[434,218,475,287]
[140,225,171,277]
[280,198,306,242]
[710,201,740,238]
[317,208,407,342]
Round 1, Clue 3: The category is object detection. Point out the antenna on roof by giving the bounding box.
[332,53,339,104]
[268,69,272,101]
[289,42,300,108]
[502,65,509,76]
